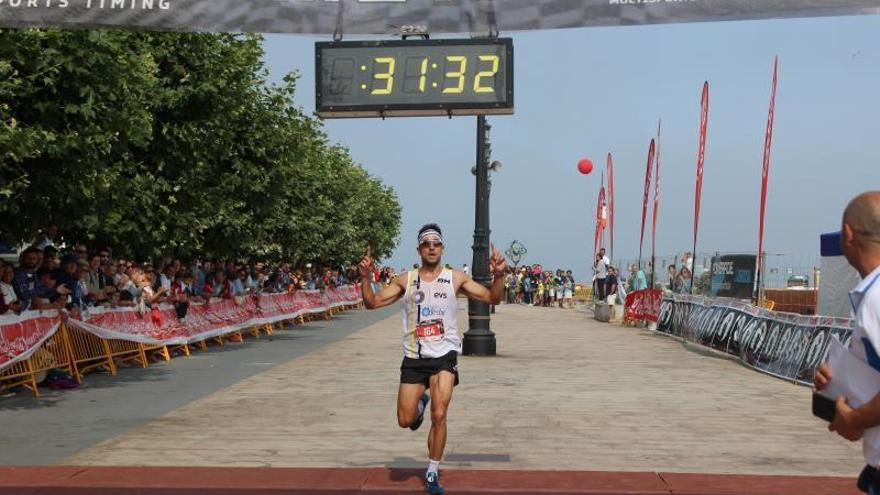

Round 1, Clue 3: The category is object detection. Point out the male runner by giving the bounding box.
[359,223,507,495]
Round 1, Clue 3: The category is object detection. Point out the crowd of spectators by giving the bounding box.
[0,225,361,317]
[502,266,577,308]
[586,249,697,320]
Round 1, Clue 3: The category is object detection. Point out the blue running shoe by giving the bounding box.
[425,472,445,495]
[410,392,430,431]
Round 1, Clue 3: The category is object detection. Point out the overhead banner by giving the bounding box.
[0,1,878,34]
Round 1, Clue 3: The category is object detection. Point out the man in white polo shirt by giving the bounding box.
[814,191,880,494]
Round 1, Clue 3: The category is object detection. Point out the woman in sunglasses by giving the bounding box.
[358,223,507,495]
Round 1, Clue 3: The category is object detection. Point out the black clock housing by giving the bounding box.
[316,38,514,118]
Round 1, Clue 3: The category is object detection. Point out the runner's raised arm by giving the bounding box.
[359,245,404,309]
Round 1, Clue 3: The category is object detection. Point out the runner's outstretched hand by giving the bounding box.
[358,245,374,279]
[489,243,508,276]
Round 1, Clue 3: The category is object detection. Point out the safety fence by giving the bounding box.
[655,294,851,385]
[0,286,363,397]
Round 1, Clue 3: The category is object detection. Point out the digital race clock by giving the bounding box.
[315,38,514,118]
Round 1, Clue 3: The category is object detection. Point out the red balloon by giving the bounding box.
[577,158,594,175]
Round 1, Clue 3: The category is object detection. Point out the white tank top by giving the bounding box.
[401,268,460,358]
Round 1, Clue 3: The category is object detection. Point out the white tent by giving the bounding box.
[819,231,860,318]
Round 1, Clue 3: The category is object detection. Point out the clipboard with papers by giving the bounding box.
[820,336,880,409]
[816,336,880,455]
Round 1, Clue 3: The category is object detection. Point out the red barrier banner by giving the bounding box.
[71,296,257,344]
[252,286,359,326]
[0,311,62,371]
[624,289,663,322]
[0,287,362,372]
[67,287,361,346]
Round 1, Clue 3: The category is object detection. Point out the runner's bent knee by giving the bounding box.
[398,411,415,428]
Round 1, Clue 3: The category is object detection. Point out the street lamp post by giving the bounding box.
[463,115,496,356]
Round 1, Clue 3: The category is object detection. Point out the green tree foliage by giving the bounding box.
[0,29,400,266]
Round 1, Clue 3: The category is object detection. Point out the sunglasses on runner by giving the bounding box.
[419,241,443,249]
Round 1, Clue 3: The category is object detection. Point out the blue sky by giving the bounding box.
[262,14,879,280]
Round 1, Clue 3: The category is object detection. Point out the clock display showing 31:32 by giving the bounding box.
[315,38,514,118]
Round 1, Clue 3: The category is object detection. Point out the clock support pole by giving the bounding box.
[463,115,496,356]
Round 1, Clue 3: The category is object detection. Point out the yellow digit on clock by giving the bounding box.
[443,55,467,94]
[474,55,500,93]
[371,57,395,95]
[419,58,428,92]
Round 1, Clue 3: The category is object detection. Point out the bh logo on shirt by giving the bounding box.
[421,307,446,318]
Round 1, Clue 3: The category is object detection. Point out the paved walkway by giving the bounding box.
[51,303,860,476]
[0,306,397,465]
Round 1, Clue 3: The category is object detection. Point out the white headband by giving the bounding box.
[418,229,443,244]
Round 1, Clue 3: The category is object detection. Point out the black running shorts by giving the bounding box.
[400,350,460,387]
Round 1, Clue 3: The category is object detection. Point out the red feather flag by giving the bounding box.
[692,82,710,292]
[756,57,779,299]
[652,121,661,264]
[607,153,615,261]
[638,139,655,266]
[594,169,607,255]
